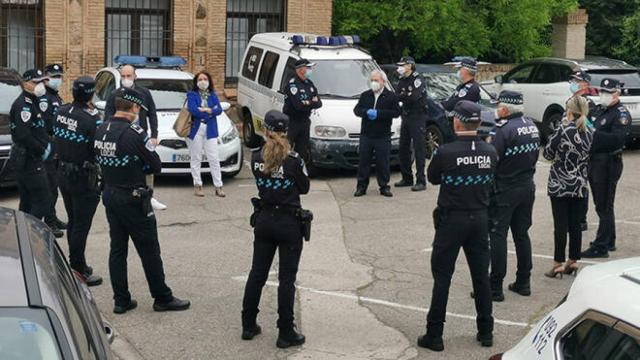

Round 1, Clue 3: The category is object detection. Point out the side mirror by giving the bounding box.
[220,102,231,111]
[94,100,106,111]
[494,75,504,84]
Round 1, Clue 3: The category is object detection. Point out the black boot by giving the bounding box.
[379,187,393,197]
[354,187,367,197]
[153,297,191,312]
[394,179,413,188]
[411,183,426,192]
[417,334,444,352]
[276,326,305,349]
[47,223,64,238]
[113,299,138,314]
[477,332,493,347]
[55,218,68,230]
[241,324,262,340]
[508,281,531,296]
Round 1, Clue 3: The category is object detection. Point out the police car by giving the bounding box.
[237,33,401,170]
[94,56,242,177]
[491,257,640,360]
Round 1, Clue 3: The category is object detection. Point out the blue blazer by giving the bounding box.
[187,90,223,140]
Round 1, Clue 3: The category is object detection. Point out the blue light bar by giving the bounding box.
[114,55,147,66]
[316,37,329,45]
[328,36,341,46]
[114,55,187,68]
[292,35,305,45]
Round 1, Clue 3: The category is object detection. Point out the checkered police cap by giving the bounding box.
[115,87,148,111]
[494,90,524,105]
[452,100,481,123]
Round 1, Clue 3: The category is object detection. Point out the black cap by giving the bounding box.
[570,70,591,83]
[455,58,477,72]
[72,76,96,102]
[22,69,45,82]
[294,59,316,69]
[396,56,416,66]
[264,110,289,133]
[600,78,623,93]
[451,100,482,123]
[115,87,148,111]
[44,64,64,76]
[491,90,524,105]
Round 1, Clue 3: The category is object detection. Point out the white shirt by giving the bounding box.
[373,89,383,108]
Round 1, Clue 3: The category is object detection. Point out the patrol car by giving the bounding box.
[237,33,401,170]
[491,257,640,360]
[94,56,242,177]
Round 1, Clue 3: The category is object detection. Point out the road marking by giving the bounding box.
[421,248,601,265]
[232,276,529,328]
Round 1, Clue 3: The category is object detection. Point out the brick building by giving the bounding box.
[0,0,333,97]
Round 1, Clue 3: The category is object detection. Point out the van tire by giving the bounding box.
[242,109,260,148]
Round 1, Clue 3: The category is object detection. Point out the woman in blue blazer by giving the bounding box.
[186,71,225,197]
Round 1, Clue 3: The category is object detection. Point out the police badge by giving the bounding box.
[290,86,298,95]
[458,89,468,98]
[414,79,422,88]
[20,111,31,122]
[39,101,48,112]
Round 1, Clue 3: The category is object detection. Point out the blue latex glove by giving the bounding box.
[41,143,52,161]
[366,109,377,120]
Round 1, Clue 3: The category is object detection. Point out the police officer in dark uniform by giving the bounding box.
[41,64,67,237]
[394,56,428,191]
[95,87,190,314]
[9,69,51,222]
[488,91,539,300]
[242,110,310,349]
[283,59,322,167]
[581,78,631,258]
[55,76,103,286]
[441,58,481,111]
[419,100,496,352]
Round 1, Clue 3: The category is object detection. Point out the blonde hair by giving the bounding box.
[566,96,589,132]
[262,130,291,175]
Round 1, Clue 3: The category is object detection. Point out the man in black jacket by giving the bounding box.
[353,70,401,197]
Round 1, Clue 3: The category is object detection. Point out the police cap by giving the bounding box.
[455,58,477,72]
[396,56,416,66]
[115,87,148,111]
[570,70,591,83]
[600,78,623,93]
[44,64,64,77]
[294,59,316,69]
[492,90,524,105]
[72,76,96,102]
[22,69,46,82]
[264,110,289,133]
[451,100,482,123]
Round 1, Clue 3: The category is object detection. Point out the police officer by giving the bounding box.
[488,91,539,300]
[9,69,51,222]
[55,76,103,286]
[41,64,67,237]
[581,78,631,258]
[95,87,190,314]
[394,56,428,192]
[242,110,310,349]
[283,59,322,167]
[419,100,496,352]
[441,58,481,111]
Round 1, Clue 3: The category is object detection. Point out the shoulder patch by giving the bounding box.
[495,119,508,128]
[414,79,422,88]
[20,110,32,122]
[83,108,99,116]
[619,115,630,126]
[130,123,145,134]
[288,150,300,158]
[458,89,467,98]
[290,86,298,95]
[39,101,48,112]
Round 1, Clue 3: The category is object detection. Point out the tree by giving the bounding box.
[613,7,640,65]
[580,0,639,60]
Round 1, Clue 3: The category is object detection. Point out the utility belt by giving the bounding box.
[59,160,101,191]
[433,206,487,230]
[250,197,314,241]
[108,185,154,217]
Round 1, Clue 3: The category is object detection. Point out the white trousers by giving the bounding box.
[187,123,223,187]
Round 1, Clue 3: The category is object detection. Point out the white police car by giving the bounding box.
[94,56,242,177]
[237,33,401,170]
[491,257,640,360]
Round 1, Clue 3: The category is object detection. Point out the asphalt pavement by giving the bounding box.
[1,147,639,360]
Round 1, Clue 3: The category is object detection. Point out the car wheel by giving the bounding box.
[425,125,443,159]
[242,110,260,148]
[543,112,563,143]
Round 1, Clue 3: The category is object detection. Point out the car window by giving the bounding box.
[135,78,192,110]
[312,59,379,99]
[504,64,536,84]
[562,318,640,359]
[531,64,572,84]
[423,73,458,100]
[279,57,297,93]
[258,51,280,89]
[587,71,640,88]
[95,72,115,101]
[241,46,264,81]
[0,309,62,360]
[0,72,21,115]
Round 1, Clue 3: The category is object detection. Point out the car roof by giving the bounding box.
[0,207,28,306]
[524,56,637,71]
[0,67,22,83]
[249,32,372,60]
[381,64,455,74]
[99,67,194,80]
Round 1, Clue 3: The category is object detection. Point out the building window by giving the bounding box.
[225,0,285,86]
[105,0,173,66]
[0,0,44,74]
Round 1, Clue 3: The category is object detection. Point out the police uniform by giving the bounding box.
[420,101,496,351]
[582,78,631,258]
[9,69,51,220]
[489,91,539,299]
[242,110,310,348]
[395,56,428,189]
[441,58,481,111]
[95,87,189,313]
[55,77,103,286]
[282,59,322,166]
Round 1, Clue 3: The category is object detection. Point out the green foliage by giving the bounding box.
[580,0,639,61]
[613,8,640,65]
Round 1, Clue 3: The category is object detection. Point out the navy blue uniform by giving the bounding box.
[283,76,322,165]
[425,135,497,338]
[105,86,159,138]
[489,112,539,293]
[441,80,481,111]
[397,71,428,185]
[40,86,64,226]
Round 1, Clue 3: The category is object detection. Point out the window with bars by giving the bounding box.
[225,0,285,86]
[105,0,173,66]
[0,0,44,74]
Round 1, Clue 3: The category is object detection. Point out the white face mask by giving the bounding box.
[599,92,614,107]
[34,82,46,97]
[121,78,134,88]
[396,67,406,77]
[48,78,62,91]
[197,80,209,91]
[494,109,501,119]
[370,81,382,92]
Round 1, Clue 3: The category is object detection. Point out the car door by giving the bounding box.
[94,71,116,118]
[527,63,573,122]
[254,49,282,131]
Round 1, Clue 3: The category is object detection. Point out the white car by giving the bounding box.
[483,56,640,142]
[93,57,242,177]
[493,257,640,360]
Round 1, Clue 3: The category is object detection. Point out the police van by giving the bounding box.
[236,33,401,170]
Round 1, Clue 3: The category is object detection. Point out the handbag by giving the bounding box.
[173,101,192,138]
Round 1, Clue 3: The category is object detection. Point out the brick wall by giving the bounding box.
[287,0,332,36]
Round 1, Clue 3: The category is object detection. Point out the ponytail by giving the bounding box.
[566,96,589,132]
[262,131,291,175]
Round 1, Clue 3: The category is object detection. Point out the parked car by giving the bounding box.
[94,56,243,177]
[0,206,115,359]
[491,257,640,360]
[483,56,640,142]
[0,68,22,187]
[237,33,402,170]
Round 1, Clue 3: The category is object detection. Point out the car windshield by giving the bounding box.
[587,70,640,88]
[311,59,378,99]
[134,78,192,110]
[422,72,459,100]
[0,310,62,360]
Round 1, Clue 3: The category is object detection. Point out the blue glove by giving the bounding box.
[41,143,52,161]
[366,109,377,120]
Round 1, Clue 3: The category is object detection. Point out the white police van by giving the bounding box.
[237,33,401,170]
[94,56,243,177]
[491,257,640,360]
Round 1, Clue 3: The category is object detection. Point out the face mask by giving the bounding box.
[34,82,46,97]
[396,67,406,77]
[370,81,382,92]
[197,80,209,91]
[48,78,62,91]
[456,70,464,82]
[494,109,501,119]
[121,78,134,88]
[600,92,613,107]
[569,81,580,94]
[305,69,313,79]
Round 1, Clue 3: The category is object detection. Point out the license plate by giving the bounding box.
[172,154,207,162]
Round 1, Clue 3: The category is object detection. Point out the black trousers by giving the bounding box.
[44,158,60,224]
[103,187,173,306]
[427,209,493,337]
[550,197,587,262]
[489,182,535,288]
[589,155,622,252]
[242,210,303,330]
[288,120,311,166]
[16,160,50,221]
[59,173,100,272]
[399,114,426,184]
[356,135,391,190]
